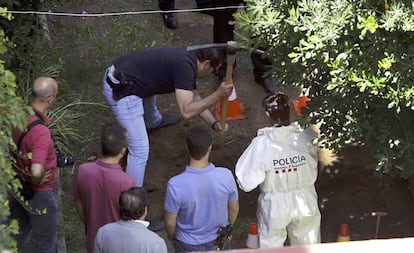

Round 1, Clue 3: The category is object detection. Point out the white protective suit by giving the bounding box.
[236,122,321,248]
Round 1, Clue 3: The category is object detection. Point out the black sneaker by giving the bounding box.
[148,113,182,132]
[146,218,165,232]
[162,13,178,29]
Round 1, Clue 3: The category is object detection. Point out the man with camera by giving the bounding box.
[9,77,59,253]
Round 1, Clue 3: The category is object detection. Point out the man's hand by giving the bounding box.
[212,120,229,133]
[39,169,52,185]
[216,81,234,99]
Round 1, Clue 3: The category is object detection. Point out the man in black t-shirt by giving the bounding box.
[102,47,233,188]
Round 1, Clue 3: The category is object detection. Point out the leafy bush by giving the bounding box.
[235,0,414,177]
[0,6,32,252]
[0,3,107,250]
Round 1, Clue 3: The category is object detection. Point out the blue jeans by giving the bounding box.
[8,191,57,253]
[103,68,162,186]
[175,239,231,252]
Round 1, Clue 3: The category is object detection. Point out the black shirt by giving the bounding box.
[112,47,198,98]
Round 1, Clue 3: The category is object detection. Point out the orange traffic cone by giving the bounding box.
[215,85,245,121]
[246,222,259,248]
[337,223,351,242]
[291,96,310,117]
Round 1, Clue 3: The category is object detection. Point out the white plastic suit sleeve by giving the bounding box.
[235,137,267,192]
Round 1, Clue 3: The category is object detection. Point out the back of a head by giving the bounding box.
[101,124,128,157]
[191,47,226,73]
[262,92,290,125]
[119,187,148,220]
[186,126,213,160]
[32,77,58,101]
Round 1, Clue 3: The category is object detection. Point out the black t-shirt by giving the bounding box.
[112,47,197,98]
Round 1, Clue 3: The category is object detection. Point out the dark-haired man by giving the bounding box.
[93,187,167,253]
[235,93,320,248]
[164,126,239,252]
[70,124,136,253]
[9,77,59,253]
[103,47,233,188]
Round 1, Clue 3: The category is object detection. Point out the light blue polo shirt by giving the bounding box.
[164,163,239,244]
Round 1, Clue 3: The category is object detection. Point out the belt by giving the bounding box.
[105,66,119,87]
[105,68,137,100]
[106,75,117,87]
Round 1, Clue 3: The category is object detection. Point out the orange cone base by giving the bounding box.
[246,234,259,249]
[215,102,245,121]
[246,223,259,249]
[337,223,351,242]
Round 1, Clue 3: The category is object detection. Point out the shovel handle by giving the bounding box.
[220,41,237,128]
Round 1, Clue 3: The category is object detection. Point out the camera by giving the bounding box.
[56,150,74,167]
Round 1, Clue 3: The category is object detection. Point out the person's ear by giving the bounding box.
[201,60,211,70]
[142,206,148,220]
[47,95,56,105]
[120,147,127,157]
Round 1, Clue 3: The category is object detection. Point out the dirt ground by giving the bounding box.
[46,0,414,251]
[139,1,414,249]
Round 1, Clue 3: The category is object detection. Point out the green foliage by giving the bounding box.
[235,0,414,177]
[0,6,32,252]
[0,2,109,250]
[49,100,108,156]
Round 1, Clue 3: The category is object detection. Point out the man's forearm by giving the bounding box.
[177,90,221,119]
[228,201,239,225]
[165,223,176,240]
[164,212,177,240]
[200,107,217,126]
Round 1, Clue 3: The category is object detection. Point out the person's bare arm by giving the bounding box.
[164,211,178,240]
[228,200,239,225]
[30,163,49,185]
[175,82,233,120]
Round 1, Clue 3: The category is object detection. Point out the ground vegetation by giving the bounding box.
[235,0,414,177]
